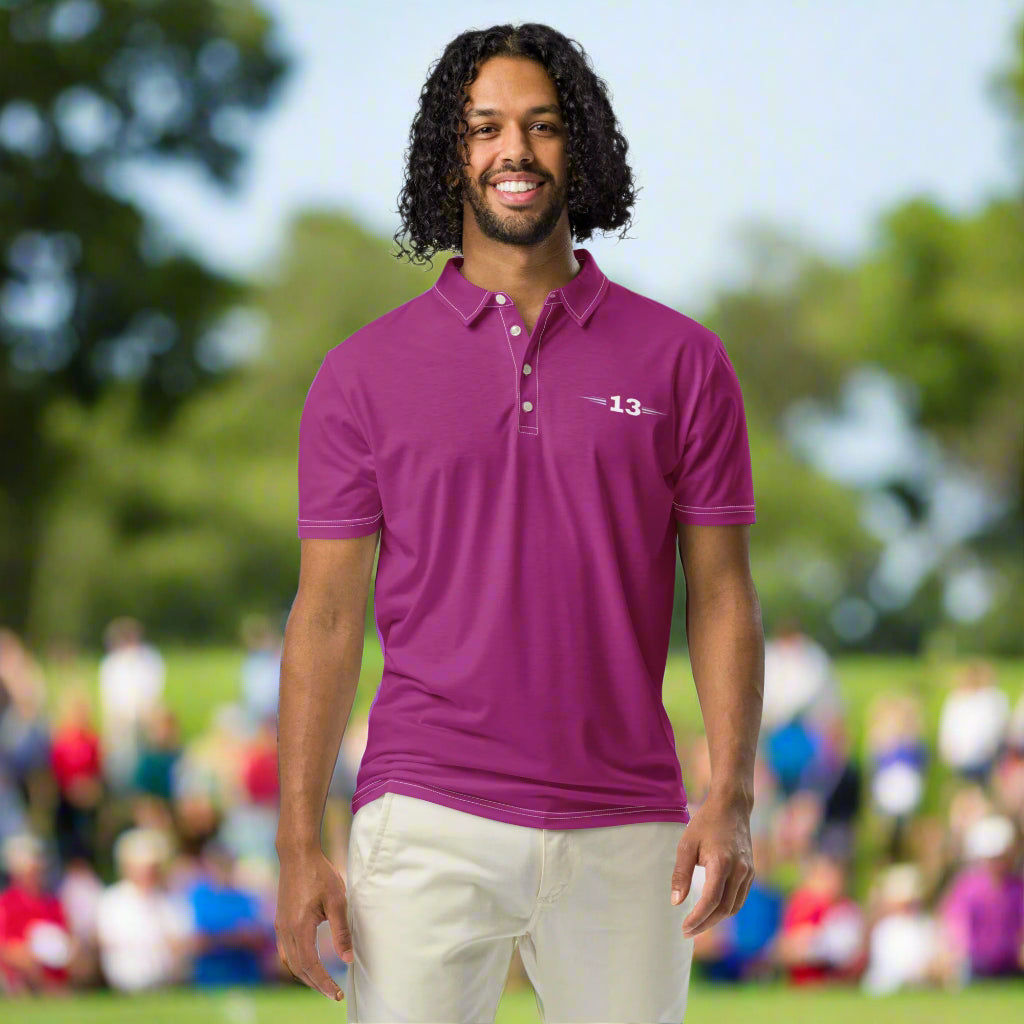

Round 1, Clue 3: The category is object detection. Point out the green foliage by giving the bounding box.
[0,0,291,630]
[5,7,1023,656]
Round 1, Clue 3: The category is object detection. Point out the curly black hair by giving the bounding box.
[392,23,640,267]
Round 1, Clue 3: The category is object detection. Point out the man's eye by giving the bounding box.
[473,124,555,135]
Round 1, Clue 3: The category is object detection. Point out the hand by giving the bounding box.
[670,792,754,939]
[275,847,353,1002]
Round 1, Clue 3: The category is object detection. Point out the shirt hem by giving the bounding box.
[351,777,691,830]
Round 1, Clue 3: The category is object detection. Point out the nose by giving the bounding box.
[498,122,535,168]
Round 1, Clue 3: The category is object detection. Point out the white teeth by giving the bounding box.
[495,181,539,193]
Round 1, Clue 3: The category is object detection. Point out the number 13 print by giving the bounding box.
[609,395,642,416]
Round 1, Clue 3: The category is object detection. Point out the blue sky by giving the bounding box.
[118,0,1021,311]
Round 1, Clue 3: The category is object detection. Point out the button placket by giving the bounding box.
[514,313,533,424]
[498,301,546,434]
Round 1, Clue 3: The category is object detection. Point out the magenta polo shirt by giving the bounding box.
[297,247,756,830]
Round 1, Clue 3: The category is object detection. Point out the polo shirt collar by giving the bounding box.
[433,247,609,328]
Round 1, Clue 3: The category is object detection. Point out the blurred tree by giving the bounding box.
[26,213,430,643]
[0,0,290,631]
[8,7,1022,655]
[704,14,1024,653]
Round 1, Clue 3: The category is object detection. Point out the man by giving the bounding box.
[187,840,268,988]
[938,813,1024,981]
[0,834,74,994]
[777,849,866,986]
[97,617,166,794]
[275,22,763,1023]
[95,827,193,992]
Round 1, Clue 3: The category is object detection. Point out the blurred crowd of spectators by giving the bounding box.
[0,615,1023,999]
[685,619,1024,993]
[0,615,306,996]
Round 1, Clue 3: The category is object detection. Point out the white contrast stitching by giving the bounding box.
[531,302,553,435]
[298,525,380,530]
[578,274,609,320]
[496,304,521,427]
[433,258,608,325]
[298,510,384,524]
[486,299,560,308]
[353,777,689,821]
[560,266,608,322]
[672,503,755,511]
[432,280,488,323]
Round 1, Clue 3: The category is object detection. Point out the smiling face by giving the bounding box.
[458,55,570,248]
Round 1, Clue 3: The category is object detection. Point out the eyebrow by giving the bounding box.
[465,104,562,119]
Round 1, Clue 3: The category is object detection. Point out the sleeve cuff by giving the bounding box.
[297,510,383,538]
[672,502,756,525]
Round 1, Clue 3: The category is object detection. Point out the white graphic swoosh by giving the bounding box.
[580,396,666,416]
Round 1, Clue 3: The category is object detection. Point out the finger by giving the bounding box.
[697,866,748,934]
[728,869,754,916]
[326,893,355,965]
[670,837,700,905]
[287,927,344,1002]
[681,854,731,935]
[275,934,297,980]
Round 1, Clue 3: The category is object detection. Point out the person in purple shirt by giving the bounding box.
[938,813,1024,980]
[275,21,763,1023]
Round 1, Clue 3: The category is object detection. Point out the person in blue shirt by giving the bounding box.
[187,840,268,987]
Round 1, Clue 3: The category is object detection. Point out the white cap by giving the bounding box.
[963,814,1016,860]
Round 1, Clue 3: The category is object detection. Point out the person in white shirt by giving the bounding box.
[937,660,1010,785]
[95,828,193,991]
[97,618,166,794]
[861,863,942,995]
[761,618,841,733]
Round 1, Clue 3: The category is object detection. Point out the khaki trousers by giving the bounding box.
[343,790,697,1022]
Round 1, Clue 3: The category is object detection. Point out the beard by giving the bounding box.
[461,171,568,247]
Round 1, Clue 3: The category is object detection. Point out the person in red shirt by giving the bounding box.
[50,687,104,865]
[0,833,75,994]
[777,848,867,985]
[241,715,279,806]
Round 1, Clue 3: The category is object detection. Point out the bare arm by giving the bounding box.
[274,531,379,1002]
[678,521,763,809]
[275,534,378,854]
[670,522,764,936]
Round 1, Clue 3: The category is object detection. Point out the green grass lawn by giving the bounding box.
[9,977,1024,1023]
[46,644,1024,850]
[45,645,1024,749]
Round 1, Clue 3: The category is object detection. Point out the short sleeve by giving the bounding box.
[297,353,383,538]
[670,337,756,525]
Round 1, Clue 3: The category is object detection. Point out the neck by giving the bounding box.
[458,234,581,299]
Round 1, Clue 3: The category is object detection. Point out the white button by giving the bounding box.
[510,325,521,336]
[522,400,533,412]
[496,294,506,304]
[522,364,532,375]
